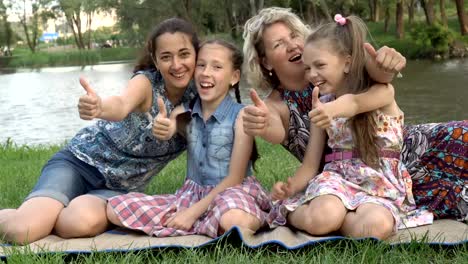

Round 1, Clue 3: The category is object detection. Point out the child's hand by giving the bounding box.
[308,87,333,129]
[78,77,102,120]
[271,177,295,201]
[164,207,198,231]
[152,97,177,140]
[364,43,406,75]
[243,89,270,137]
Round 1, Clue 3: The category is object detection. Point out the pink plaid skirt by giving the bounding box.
[108,176,271,238]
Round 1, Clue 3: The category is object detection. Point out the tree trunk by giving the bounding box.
[369,0,380,22]
[74,14,85,49]
[224,0,236,39]
[439,0,447,27]
[396,1,404,39]
[20,0,37,53]
[319,0,332,21]
[297,0,304,20]
[368,0,375,21]
[181,0,192,23]
[304,0,315,25]
[407,0,416,25]
[375,0,380,22]
[4,19,12,54]
[258,0,264,11]
[86,13,92,49]
[455,0,468,35]
[249,0,256,16]
[67,17,81,49]
[421,0,436,25]
[384,6,390,33]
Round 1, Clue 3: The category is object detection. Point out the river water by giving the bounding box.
[0,60,467,146]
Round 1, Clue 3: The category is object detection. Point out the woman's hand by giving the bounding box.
[243,89,270,137]
[78,77,102,120]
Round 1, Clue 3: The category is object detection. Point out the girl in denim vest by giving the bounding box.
[269,15,433,240]
[106,39,271,238]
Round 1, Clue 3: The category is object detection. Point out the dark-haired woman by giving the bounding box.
[0,18,200,244]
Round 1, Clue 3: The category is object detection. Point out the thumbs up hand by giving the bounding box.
[78,77,102,120]
[308,87,333,129]
[243,89,270,137]
[152,97,178,140]
[364,43,405,76]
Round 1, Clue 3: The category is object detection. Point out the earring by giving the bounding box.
[269,71,272,76]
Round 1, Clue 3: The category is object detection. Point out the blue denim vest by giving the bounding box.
[186,95,252,186]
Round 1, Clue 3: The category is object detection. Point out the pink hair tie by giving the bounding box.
[334,14,346,26]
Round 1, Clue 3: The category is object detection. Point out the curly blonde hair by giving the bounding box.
[242,7,310,92]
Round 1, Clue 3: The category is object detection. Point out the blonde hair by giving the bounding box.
[306,16,380,169]
[242,7,311,92]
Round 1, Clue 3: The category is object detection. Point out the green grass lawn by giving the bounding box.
[1,140,467,262]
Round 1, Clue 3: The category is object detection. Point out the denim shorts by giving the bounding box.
[25,148,127,206]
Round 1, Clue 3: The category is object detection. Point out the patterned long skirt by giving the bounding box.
[108,176,271,238]
[402,120,468,220]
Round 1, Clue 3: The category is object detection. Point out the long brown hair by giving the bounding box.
[133,18,199,73]
[199,39,260,169]
[306,15,380,169]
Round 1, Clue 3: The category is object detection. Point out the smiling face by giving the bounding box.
[302,40,351,96]
[261,22,307,90]
[154,32,196,94]
[194,43,240,108]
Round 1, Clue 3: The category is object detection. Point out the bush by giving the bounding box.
[410,22,455,58]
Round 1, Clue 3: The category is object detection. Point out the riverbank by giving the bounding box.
[0,47,138,69]
[1,142,467,262]
[1,18,467,69]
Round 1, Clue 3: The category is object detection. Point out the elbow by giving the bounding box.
[386,83,395,99]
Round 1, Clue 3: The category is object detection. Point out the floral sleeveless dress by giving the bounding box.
[273,85,467,222]
[269,110,434,230]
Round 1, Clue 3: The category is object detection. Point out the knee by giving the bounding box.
[106,203,122,227]
[0,215,41,244]
[219,209,260,233]
[55,206,107,238]
[302,202,345,235]
[363,215,394,239]
[354,213,394,240]
[1,222,27,244]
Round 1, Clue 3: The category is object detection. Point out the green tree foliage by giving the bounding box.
[10,0,55,53]
[410,22,455,57]
[53,0,107,49]
[0,0,14,54]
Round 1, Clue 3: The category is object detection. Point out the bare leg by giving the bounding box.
[0,197,64,244]
[219,209,261,234]
[340,203,394,240]
[106,201,125,227]
[54,195,109,238]
[288,195,347,236]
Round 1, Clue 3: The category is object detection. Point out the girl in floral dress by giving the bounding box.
[270,15,433,240]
